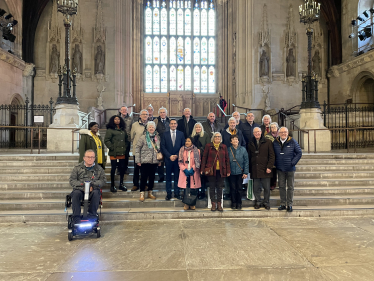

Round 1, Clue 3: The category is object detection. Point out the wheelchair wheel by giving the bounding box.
[68,231,73,241]
[67,215,73,229]
[97,228,101,238]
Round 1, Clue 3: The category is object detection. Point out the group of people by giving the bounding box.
[71,104,302,222]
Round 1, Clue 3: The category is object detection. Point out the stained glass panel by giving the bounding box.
[170,37,176,64]
[201,37,207,64]
[208,38,215,64]
[193,8,200,36]
[161,6,167,35]
[145,7,152,35]
[146,65,152,92]
[153,37,160,64]
[170,65,177,90]
[153,8,160,34]
[185,8,191,36]
[193,38,200,64]
[177,37,184,64]
[208,66,215,93]
[201,66,208,93]
[161,65,168,92]
[178,66,184,90]
[201,9,207,36]
[194,66,200,92]
[160,37,167,64]
[185,37,191,64]
[185,66,191,90]
[208,8,215,36]
[153,66,160,92]
[145,36,152,64]
[177,8,184,35]
[170,8,176,35]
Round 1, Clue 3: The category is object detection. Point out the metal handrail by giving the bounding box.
[232,104,265,116]
[77,111,91,129]
[216,104,227,116]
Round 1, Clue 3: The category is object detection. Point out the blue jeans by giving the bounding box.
[165,160,180,196]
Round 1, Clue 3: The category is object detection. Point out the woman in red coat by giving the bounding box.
[178,137,201,210]
[201,132,231,212]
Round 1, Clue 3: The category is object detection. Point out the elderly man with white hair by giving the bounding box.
[130,109,149,191]
[177,108,197,139]
[202,112,223,140]
[224,111,242,129]
[146,104,155,121]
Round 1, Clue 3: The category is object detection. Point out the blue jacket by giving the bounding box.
[273,136,302,172]
[228,145,249,176]
[221,128,246,148]
[161,130,185,162]
[239,121,260,144]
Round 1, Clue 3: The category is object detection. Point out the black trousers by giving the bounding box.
[71,189,100,217]
[111,159,125,186]
[157,161,165,180]
[133,156,141,187]
[229,174,243,204]
[124,143,130,172]
[270,167,277,188]
[140,163,158,192]
[208,172,224,203]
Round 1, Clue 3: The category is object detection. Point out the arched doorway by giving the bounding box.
[351,71,374,104]
[9,95,24,147]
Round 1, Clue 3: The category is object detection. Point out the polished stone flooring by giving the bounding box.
[1,217,374,281]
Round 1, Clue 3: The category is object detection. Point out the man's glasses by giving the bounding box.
[84,156,95,159]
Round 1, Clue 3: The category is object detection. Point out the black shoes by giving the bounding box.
[158,178,164,183]
[223,194,231,200]
[254,204,260,209]
[265,205,270,210]
[119,185,127,191]
[287,206,293,212]
[231,203,236,210]
[110,186,117,193]
[165,194,171,200]
[236,204,242,210]
[175,194,182,200]
[198,192,206,200]
[278,205,286,210]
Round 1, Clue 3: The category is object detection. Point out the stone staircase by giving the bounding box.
[0,153,374,222]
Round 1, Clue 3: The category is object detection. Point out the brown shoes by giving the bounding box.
[190,205,196,210]
[184,204,189,210]
[131,186,139,191]
[217,202,223,212]
[139,191,145,202]
[211,202,217,211]
[148,191,156,200]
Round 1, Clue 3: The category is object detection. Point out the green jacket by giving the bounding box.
[104,127,128,157]
[190,133,211,155]
[78,129,106,168]
[69,162,106,191]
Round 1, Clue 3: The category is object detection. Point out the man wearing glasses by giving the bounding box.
[69,149,106,224]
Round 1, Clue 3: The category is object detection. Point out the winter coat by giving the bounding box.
[104,127,128,157]
[202,119,223,140]
[239,121,260,145]
[154,116,170,138]
[248,136,275,179]
[228,145,249,176]
[134,134,161,164]
[120,114,133,140]
[201,143,231,177]
[221,127,246,148]
[260,124,270,137]
[178,149,202,189]
[69,162,106,191]
[190,132,211,155]
[78,129,106,168]
[273,136,302,172]
[177,115,197,139]
[130,121,147,155]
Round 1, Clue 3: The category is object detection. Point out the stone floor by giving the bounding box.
[1,217,374,281]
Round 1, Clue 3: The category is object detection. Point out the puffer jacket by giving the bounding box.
[135,133,161,164]
[104,127,128,157]
[273,136,302,172]
[78,129,106,168]
[228,145,249,176]
[69,162,106,191]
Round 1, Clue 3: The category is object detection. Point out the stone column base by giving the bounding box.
[47,128,77,152]
[299,108,331,152]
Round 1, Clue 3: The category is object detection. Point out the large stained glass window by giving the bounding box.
[144,0,216,94]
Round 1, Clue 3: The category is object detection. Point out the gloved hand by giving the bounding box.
[184,169,190,176]
[187,168,194,176]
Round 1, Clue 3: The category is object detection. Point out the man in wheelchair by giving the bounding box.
[69,149,106,225]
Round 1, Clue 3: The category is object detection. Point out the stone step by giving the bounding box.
[0,195,374,211]
[0,155,79,161]
[295,178,374,187]
[294,172,374,179]
[296,165,374,172]
[300,154,374,159]
[1,205,374,223]
[0,186,373,200]
[298,159,374,165]
[0,160,79,167]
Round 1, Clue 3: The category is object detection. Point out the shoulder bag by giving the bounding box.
[203,146,219,176]
[230,147,243,173]
[150,139,163,161]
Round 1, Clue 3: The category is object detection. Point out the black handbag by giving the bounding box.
[182,177,197,206]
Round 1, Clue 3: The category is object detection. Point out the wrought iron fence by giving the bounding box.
[0,97,55,148]
[322,102,374,149]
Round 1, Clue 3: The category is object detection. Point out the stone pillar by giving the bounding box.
[132,0,143,112]
[47,104,80,152]
[299,108,331,152]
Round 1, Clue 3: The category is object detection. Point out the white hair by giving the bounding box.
[228,117,236,124]
[140,109,149,115]
[279,126,289,132]
[232,111,240,117]
[270,122,279,130]
[146,121,156,129]
[191,122,205,137]
[183,108,191,113]
[253,127,262,133]
[262,114,272,124]
[211,132,222,142]
[207,112,215,117]
[147,104,154,111]
[158,106,168,115]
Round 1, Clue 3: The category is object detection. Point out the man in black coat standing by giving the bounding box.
[239,112,260,146]
[154,107,170,183]
[202,112,223,140]
[177,108,197,139]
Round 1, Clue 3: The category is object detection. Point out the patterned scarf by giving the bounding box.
[145,131,159,150]
[178,144,201,169]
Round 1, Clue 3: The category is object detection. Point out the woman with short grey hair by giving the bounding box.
[260,114,272,136]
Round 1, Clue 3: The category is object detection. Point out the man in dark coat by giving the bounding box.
[239,112,260,145]
[273,127,302,212]
[154,107,170,183]
[119,106,133,173]
[248,127,275,210]
[202,112,223,140]
[177,108,197,139]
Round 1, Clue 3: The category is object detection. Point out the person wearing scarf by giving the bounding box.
[135,121,161,202]
[178,137,201,210]
[265,122,280,190]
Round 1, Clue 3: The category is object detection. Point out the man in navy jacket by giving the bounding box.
[273,127,302,212]
[239,112,260,145]
[161,119,185,200]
